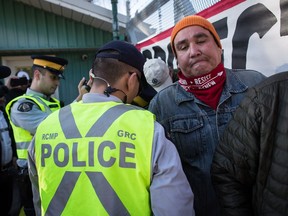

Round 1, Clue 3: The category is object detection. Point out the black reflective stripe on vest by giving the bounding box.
[59,104,136,139]
[46,172,80,215]
[49,104,59,108]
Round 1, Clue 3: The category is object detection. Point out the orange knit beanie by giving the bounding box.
[170,15,222,55]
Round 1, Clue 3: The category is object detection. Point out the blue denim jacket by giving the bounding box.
[148,68,266,216]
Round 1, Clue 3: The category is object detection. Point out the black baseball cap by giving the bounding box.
[31,55,68,79]
[95,41,149,89]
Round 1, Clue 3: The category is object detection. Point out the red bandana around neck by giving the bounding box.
[178,63,226,110]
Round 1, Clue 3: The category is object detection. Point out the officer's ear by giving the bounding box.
[127,72,140,93]
[33,69,42,80]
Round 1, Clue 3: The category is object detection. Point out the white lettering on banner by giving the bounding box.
[136,0,288,77]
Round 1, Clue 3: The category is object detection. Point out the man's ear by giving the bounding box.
[89,69,95,79]
[33,70,41,80]
[127,72,139,92]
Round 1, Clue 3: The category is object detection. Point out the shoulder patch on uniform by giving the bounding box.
[17,102,34,112]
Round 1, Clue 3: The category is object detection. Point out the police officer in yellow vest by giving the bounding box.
[28,41,195,216]
[6,55,89,216]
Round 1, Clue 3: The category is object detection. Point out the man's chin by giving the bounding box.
[192,68,211,77]
[47,90,56,96]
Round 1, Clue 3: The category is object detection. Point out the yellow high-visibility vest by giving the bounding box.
[34,101,154,215]
[6,95,60,160]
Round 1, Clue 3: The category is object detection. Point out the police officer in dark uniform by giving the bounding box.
[5,55,88,216]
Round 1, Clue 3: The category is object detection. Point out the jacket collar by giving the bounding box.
[26,88,51,101]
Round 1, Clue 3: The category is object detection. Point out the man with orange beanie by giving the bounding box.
[148,15,266,216]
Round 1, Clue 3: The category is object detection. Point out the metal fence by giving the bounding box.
[92,0,221,43]
[126,0,221,43]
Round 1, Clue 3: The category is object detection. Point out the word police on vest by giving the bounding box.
[40,130,137,168]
